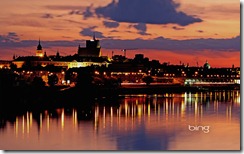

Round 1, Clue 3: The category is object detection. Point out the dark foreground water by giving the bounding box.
[0,90,240,150]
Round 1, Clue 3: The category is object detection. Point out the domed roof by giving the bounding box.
[203,60,210,69]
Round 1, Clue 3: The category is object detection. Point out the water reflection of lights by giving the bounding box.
[27,112,30,135]
[181,102,185,118]
[94,107,99,130]
[22,115,25,135]
[10,90,240,139]
[15,117,18,137]
[40,113,43,131]
[73,109,78,129]
[158,104,161,118]
[137,105,142,117]
[148,104,151,117]
[103,106,106,128]
[194,101,198,120]
[226,105,232,121]
[47,115,50,132]
[110,107,113,127]
[30,112,33,128]
[61,109,65,131]
[234,91,240,104]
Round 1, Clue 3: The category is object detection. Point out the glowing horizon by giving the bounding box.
[0,0,240,67]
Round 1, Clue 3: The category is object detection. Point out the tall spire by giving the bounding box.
[56,49,60,58]
[37,37,42,50]
[36,37,43,57]
[93,32,96,40]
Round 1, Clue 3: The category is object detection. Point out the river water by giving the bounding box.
[0,90,240,150]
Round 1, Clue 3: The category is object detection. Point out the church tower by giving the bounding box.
[36,38,43,57]
[77,33,101,57]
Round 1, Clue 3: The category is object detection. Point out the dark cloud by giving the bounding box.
[68,10,83,15]
[45,5,85,11]
[197,30,204,33]
[79,27,106,39]
[125,30,134,33]
[41,13,54,19]
[83,5,94,19]
[103,21,120,28]
[172,26,185,30]
[0,32,20,43]
[95,0,202,26]
[68,7,94,19]
[0,32,240,58]
[133,23,146,32]
[45,5,94,19]
[0,40,82,51]
[62,36,72,39]
[110,30,119,33]
[64,19,83,25]
[131,23,150,35]
[100,35,240,52]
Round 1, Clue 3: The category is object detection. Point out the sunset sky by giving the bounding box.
[0,0,240,67]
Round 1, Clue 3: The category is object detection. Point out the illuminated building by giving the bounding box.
[1,35,240,86]
[12,55,110,69]
[0,60,11,69]
[36,39,43,57]
[203,60,211,69]
[12,36,110,69]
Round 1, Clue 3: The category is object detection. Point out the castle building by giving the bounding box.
[12,36,110,69]
[78,34,101,57]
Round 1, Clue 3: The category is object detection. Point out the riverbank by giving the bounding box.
[117,83,240,94]
[0,83,240,115]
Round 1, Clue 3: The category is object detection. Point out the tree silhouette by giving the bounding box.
[10,63,17,70]
[142,76,154,85]
[48,74,58,87]
[32,76,45,87]
[21,60,32,70]
[0,69,17,88]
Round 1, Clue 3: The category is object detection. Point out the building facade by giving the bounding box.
[12,36,110,69]
[78,34,101,57]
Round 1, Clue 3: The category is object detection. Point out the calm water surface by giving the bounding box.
[0,90,240,150]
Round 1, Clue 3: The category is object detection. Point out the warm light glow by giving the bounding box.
[22,115,25,135]
[30,112,32,128]
[26,112,30,135]
[15,117,18,138]
[47,115,50,132]
[94,106,99,130]
[137,105,142,117]
[125,103,128,117]
[110,107,113,127]
[148,104,150,117]
[61,109,65,131]
[2,90,240,150]
[103,107,106,128]
[226,105,232,121]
